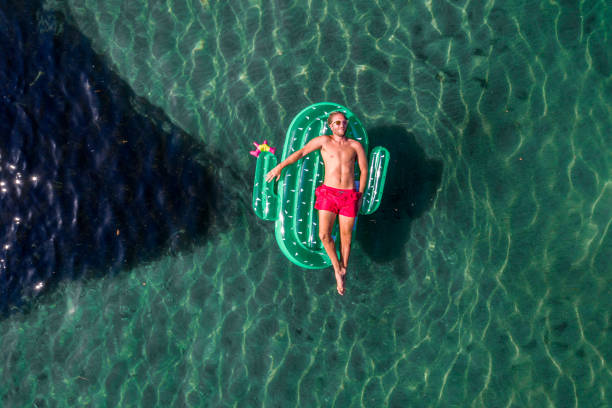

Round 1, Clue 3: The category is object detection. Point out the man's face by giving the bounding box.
[330,114,348,136]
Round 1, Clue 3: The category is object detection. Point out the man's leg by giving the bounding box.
[318,210,344,295]
[338,215,357,270]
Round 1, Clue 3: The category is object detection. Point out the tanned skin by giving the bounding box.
[266,113,368,295]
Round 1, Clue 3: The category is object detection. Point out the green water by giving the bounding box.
[3,0,611,406]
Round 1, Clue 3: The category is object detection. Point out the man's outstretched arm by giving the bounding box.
[265,137,324,182]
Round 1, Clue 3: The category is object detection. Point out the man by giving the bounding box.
[265,111,368,295]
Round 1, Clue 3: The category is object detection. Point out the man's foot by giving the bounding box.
[334,266,346,295]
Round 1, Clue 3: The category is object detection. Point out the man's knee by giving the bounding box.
[339,230,353,247]
[319,231,333,244]
[339,220,355,237]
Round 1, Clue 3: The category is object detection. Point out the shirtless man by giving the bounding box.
[265,112,368,295]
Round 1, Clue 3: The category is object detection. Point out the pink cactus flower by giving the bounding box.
[250,140,276,157]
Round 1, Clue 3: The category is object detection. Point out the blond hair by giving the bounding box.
[327,111,347,126]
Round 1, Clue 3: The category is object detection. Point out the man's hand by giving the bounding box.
[266,166,281,183]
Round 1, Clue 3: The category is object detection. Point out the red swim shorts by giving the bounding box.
[314,184,362,217]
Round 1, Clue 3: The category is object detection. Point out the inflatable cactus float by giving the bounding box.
[252,103,390,269]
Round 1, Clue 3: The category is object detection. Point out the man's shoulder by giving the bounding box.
[305,135,331,151]
[314,135,332,144]
[348,138,365,150]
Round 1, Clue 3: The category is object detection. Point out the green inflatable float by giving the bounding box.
[252,102,390,269]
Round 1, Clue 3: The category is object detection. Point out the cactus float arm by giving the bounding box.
[360,146,390,215]
[253,152,280,220]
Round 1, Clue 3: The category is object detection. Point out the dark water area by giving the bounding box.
[0,1,231,315]
[357,125,443,264]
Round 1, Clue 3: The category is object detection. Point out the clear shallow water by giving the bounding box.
[1,0,611,406]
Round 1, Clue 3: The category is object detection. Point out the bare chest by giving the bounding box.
[320,143,356,166]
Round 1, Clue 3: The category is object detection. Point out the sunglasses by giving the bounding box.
[331,120,348,126]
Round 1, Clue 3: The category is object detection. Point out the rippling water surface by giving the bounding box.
[1,0,610,406]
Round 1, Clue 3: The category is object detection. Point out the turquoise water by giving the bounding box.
[2,0,611,406]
